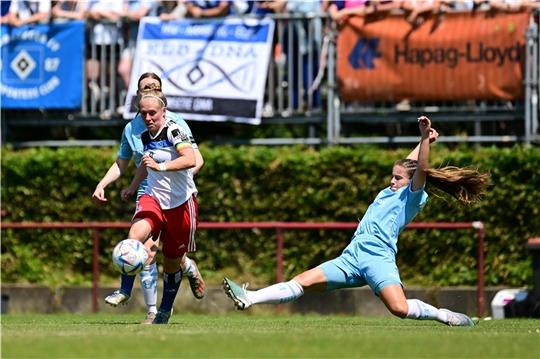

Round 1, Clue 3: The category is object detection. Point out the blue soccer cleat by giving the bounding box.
[223,277,252,310]
[152,310,171,324]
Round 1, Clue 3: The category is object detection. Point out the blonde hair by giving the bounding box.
[395,159,490,205]
[137,88,167,108]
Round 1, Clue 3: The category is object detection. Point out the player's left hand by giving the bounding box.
[120,188,134,201]
[418,116,432,138]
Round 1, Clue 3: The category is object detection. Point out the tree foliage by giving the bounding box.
[1,145,538,287]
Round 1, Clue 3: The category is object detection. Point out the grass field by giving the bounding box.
[1,313,539,358]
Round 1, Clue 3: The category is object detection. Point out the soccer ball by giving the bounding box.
[112,239,148,276]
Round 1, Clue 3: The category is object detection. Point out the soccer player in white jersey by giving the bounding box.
[121,89,199,324]
[224,116,490,327]
[92,73,205,324]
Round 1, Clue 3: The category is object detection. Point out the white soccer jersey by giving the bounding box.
[141,121,198,209]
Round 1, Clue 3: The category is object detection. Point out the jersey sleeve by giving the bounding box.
[117,126,133,160]
[406,182,428,211]
[166,112,198,149]
[167,123,192,149]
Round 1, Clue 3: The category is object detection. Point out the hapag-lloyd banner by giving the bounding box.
[124,17,274,124]
[337,11,530,102]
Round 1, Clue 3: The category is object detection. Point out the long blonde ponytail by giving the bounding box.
[395,159,490,205]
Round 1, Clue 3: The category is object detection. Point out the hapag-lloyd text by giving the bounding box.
[395,42,523,68]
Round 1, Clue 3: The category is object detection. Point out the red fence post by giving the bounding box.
[474,221,486,317]
[91,229,100,314]
[276,228,284,283]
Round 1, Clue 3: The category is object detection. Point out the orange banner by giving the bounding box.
[337,11,530,102]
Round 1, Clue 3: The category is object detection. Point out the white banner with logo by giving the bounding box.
[124,17,275,125]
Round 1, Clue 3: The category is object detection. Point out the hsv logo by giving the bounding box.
[349,38,381,69]
[10,50,36,80]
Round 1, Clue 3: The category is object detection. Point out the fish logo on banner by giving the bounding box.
[0,21,84,109]
[125,17,275,125]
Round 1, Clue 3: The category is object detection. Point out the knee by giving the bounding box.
[292,268,326,292]
[162,252,185,273]
[387,302,409,318]
[128,219,152,241]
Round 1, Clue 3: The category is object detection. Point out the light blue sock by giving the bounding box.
[140,263,158,313]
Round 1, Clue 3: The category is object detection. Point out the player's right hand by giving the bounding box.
[92,187,107,203]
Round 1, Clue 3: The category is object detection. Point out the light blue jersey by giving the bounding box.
[117,112,198,198]
[319,183,428,294]
[353,184,428,255]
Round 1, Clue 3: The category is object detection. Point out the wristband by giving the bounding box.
[158,163,167,171]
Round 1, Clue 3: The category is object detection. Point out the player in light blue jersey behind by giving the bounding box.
[224,116,490,327]
[92,72,205,324]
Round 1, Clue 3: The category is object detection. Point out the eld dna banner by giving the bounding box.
[1,21,84,109]
[337,11,530,102]
[124,17,275,125]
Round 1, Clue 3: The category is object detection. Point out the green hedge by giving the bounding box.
[1,145,539,287]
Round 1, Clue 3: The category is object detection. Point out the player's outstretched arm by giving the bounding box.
[121,163,147,201]
[411,116,432,192]
[92,158,130,203]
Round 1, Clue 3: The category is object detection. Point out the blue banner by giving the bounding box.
[142,20,271,42]
[1,21,84,109]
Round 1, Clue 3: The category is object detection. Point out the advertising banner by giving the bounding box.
[124,17,275,125]
[1,21,84,109]
[337,12,530,102]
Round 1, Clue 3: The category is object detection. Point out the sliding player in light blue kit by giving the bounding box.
[224,116,489,326]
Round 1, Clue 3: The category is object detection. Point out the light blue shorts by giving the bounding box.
[318,237,402,295]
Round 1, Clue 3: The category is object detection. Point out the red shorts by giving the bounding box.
[133,194,198,259]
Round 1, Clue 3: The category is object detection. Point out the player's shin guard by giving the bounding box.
[249,279,304,305]
[158,270,182,313]
[140,263,158,312]
[120,273,136,296]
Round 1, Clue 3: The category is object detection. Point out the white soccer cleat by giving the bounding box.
[140,311,156,325]
[440,309,475,327]
[223,277,252,310]
[187,260,206,299]
[104,290,130,307]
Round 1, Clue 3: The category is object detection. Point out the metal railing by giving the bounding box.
[71,10,540,145]
[1,220,486,316]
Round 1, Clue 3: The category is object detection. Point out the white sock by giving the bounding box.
[140,263,158,313]
[406,299,447,323]
[182,257,195,277]
[248,280,304,305]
